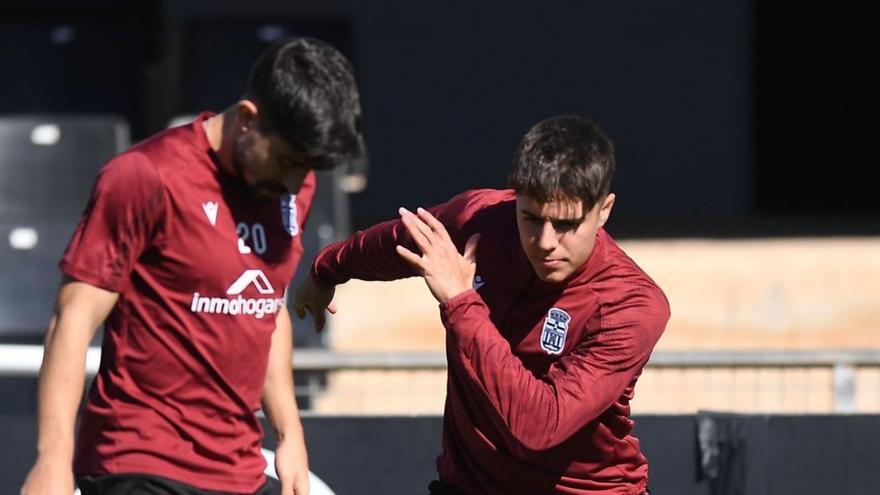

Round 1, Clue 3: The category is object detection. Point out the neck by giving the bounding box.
[202,108,238,177]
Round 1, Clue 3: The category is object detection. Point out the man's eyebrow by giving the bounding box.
[518,209,584,223]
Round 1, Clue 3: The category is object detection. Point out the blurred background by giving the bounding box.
[1,0,878,493]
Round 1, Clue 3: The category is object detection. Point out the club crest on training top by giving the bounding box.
[281,194,299,236]
[540,307,570,355]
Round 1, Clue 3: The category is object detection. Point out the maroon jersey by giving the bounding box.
[60,114,314,493]
[313,189,669,495]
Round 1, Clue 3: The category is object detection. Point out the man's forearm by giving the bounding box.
[35,315,90,460]
[262,306,307,445]
[311,218,417,286]
[35,280,118,460]
[262,306,310,495]
[440,290,666,455]
[21,280,117,495]
[261,368,304,444]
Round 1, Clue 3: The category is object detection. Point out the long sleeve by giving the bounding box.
[310,189,509,286]
[310,217,417,286]
[440,287,669,456]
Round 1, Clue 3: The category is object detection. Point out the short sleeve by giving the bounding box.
[59,151,165,293]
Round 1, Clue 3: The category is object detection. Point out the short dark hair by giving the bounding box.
[508,115,615,211]
[245,36,365,170]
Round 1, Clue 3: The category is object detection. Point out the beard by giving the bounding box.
[233,135,288,199]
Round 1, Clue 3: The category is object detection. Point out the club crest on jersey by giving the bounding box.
[281,194,299,236]
[540,307,571,355]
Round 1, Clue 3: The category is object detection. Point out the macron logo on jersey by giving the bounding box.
[226,269,274,295]
[191,269,284,319]
[202,201,219,226]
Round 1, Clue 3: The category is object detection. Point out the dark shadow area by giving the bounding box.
[3,413,878,494]
[0,1,162,139]
[754,1,878,217]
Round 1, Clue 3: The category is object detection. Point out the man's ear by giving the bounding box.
[598,193,616,227]
[236,99,259,131]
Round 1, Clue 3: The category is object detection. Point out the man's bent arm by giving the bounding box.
[310,190,494,287]
[20,278,118,495]
[261,305,309,494]
[440,289,669,456]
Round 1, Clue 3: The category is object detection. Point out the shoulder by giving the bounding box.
[588,232,670,334]
[295,170,317,207]
[95,149,162,193]
[122,122,202,180]
[100,121,198,185]
[86,143,168,224]
[437,188,515,227]
[449,188,515,209]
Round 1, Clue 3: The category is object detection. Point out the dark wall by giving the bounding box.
[3,0,878,236]
[1,0,754,232]
[3,413,878,494]
[163,0,756,230]
[347,1,753,230]
[754,2,877,216]
[155,0,880,233]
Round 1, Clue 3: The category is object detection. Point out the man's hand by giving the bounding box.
[396,207,480,303]
[275,437,310,495]
[20,455,73,495]
[293,275,337,332]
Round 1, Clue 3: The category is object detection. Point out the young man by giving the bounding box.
[20,37,365,495]
[295,116,669,494]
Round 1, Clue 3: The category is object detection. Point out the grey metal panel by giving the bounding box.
[0,115,129,339]
[0,115,129,221]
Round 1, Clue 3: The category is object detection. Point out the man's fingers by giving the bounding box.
[293,479,310,495]
[399,207,434,250]
[416,207,452,242]
[294,303,306,320]
[464,233,481,262]
[395,244,425,270]
[315,311,326,333]
[300,300,335,332]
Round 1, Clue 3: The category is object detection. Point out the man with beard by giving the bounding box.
[295,116,668,495]
[21,37,365,495]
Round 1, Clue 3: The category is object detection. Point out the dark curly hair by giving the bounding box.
[245,36,365,170]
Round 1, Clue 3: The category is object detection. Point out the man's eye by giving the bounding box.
[553,221,578,231]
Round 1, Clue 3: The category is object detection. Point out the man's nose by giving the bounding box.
[535,221,558,252]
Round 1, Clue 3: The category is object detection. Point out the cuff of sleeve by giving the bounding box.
[309,265,335,290]
[439,289,486,354]
[58,260,123,294]
[310,242,344,288]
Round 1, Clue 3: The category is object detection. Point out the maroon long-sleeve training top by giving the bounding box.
[312,188,670,495]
